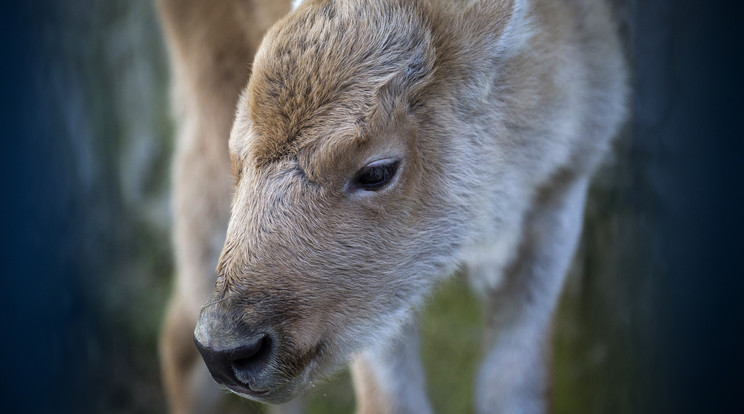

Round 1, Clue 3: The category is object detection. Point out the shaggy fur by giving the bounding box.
[159,0,626,412]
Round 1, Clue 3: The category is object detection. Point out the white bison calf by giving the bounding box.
[159,0,627,412]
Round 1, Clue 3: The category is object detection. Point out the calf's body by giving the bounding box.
[158,0,627,412]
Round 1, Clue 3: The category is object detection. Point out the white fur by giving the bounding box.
[351,318,433,414]
[475,178,590,413]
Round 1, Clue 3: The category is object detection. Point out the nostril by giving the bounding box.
[231,334,272,380]
[194,333,274,389]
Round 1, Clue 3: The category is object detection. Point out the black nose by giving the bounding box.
[193,334,273,388]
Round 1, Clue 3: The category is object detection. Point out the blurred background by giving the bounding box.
[1,0,742,413]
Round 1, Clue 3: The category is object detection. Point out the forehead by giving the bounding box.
[240,0,432,166]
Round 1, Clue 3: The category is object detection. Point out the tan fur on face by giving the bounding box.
[184,0,627,409]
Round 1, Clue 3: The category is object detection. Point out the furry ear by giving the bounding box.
[457,0,533,64]
[430,0,532,99]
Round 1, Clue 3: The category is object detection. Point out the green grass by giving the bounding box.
[420,276,483,413]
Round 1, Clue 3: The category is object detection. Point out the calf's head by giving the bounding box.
[193,0,520,403]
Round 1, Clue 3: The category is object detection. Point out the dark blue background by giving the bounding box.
[0,2,88,411]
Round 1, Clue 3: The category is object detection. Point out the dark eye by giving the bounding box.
[351,160,400,191]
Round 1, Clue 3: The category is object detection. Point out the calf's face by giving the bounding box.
[193,0,485,403]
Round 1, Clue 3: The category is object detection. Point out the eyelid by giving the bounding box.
[364,158,399,168]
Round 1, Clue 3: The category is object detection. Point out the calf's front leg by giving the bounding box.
[475,177,590,414]
[350,318,433,414]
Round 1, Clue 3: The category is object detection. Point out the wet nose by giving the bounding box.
[193,333,273,388]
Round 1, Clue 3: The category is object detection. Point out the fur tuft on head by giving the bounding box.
[245,0,437,166]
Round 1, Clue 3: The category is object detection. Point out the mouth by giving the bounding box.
[221,372,309,405]
[217,353,315,404]
[203,364,276,401]
[223,382,269,398]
